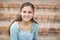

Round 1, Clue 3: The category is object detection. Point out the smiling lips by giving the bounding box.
[23,16,31,19]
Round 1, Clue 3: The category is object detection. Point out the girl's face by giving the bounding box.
[20,6,34,21]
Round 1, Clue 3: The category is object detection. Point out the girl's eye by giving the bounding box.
[28,11,31,14]
[23,11,26,13]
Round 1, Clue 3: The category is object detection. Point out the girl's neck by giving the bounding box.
[21,21,32,26]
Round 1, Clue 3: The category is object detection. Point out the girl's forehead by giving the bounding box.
[22,6,33,11]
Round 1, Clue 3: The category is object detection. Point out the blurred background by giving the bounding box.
[0,0,60,40]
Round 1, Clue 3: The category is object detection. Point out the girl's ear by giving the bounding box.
[19,12,22,15]
[20,13,22,16]
[31,15,34,19]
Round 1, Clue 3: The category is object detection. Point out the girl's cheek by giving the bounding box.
[29,15,33,18]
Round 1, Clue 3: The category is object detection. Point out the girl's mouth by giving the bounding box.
[24,16,30,19]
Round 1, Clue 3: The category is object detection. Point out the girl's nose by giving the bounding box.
[25,13,29,16]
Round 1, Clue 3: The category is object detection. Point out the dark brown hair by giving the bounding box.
[8,2,38,35]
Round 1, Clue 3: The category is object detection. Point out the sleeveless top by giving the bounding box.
[10,22,38,40]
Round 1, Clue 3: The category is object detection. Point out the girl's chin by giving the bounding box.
[22,19,31,21]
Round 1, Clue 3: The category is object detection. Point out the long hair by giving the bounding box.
[8,2,38,35]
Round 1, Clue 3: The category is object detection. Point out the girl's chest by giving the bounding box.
[17,30,34,40]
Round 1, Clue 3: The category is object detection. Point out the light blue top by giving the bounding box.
[10,22,38,40]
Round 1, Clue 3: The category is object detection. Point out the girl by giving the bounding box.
[10,2,38,40]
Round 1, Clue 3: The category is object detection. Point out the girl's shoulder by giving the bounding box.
[33,22,38,29]
[10,22,19,29]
